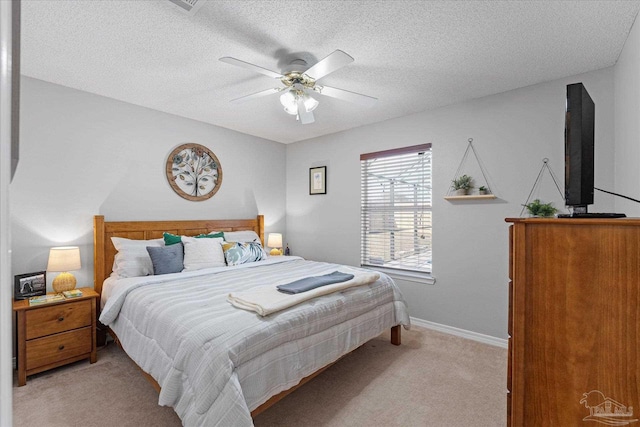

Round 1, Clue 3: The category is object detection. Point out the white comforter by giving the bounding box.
[99,257,410,426]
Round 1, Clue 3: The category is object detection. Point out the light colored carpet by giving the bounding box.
[13,326,506,426]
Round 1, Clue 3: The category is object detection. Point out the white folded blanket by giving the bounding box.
[227,269,380,316]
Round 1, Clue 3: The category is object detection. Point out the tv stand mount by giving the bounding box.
[557,212,626,218]
[558,187,636,218]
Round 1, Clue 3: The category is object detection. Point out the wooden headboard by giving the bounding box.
[93,215,264,298]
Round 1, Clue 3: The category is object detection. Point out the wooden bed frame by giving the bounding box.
[93,214,400,418]
[93,215,265,295]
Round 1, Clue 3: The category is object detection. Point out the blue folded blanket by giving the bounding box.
[277,271,355,294]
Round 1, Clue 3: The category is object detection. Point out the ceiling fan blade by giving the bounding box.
[230,87,281,104]
[219,57,283,79]
[316,85,377,107]
[304,50,354,81]
[296,96,315,124]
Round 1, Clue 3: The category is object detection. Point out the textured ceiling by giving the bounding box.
[21,0,640,144]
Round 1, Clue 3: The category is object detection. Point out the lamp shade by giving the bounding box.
[280,91,298,115]
[302,93,319,112]
[267,233,283,249]
[47,246,81,272]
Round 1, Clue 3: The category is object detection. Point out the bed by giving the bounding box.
[93,214,410,426]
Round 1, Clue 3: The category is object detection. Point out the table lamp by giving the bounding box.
[47,246,81,293]
[267,233,283,256]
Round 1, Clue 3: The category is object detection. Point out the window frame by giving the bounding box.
[360,144,433,279]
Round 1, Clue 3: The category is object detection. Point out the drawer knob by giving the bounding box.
[58,345,65,351]
[58,317,64,322]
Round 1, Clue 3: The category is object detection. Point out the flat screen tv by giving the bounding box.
[564,82,594,213]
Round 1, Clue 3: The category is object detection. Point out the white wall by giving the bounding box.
[11,77,286,291]
[12,57,628,343]
[615,15,640,214]
[286,68,616,339]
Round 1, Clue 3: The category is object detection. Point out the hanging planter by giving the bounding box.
[519,158,566,217]
[445,138,497,201]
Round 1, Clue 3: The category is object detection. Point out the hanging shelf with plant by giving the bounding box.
[522,199,558,217]
[519,158,566,217]
[445,138,497,201]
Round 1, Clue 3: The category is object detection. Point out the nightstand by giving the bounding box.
[13,287,98,386]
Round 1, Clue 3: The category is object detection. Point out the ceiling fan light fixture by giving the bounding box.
[280,90,298,115]
[221,50,377,124]
[302,93,319,112]
[284,105,298,115]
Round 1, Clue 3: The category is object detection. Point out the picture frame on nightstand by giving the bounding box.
[14,271,46,300]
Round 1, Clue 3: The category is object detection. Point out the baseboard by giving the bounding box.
[410,317,508,349]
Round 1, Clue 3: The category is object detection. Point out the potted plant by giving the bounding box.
[452,174,473,196]
[479,186,490,195]
[523,199,558,217]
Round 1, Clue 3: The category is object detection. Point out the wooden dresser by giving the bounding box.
[13,287,98,386]
[506,218,640,426]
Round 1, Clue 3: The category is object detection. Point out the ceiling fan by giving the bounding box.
[219,50,377,124]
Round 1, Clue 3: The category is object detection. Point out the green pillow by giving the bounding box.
[163,231,225,246]
[163,232,182,246]
[196,232,225,239]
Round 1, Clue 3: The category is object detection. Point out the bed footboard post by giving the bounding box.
[391,325,401,346]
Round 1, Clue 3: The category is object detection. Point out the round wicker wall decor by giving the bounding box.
[166,143,223,201]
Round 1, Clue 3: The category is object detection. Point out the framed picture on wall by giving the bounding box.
[309,166,327,195]
[14,271,46,300]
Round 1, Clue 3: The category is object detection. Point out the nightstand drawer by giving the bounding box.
[14,287,98,386]
[25,299,92,340]
[26,327,92,370]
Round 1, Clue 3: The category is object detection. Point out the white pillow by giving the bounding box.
[223,230,262,244]
[182,236,225,271]
[111,237,164,278]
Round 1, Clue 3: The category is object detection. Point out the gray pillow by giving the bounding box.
[146,243,184,275]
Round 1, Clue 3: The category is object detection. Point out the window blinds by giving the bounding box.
[360,144,432,273]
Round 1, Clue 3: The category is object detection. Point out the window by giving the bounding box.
[360,144,432,275]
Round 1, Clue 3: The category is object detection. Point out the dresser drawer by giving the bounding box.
[26,327,92,370]
[25,299,92,340]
